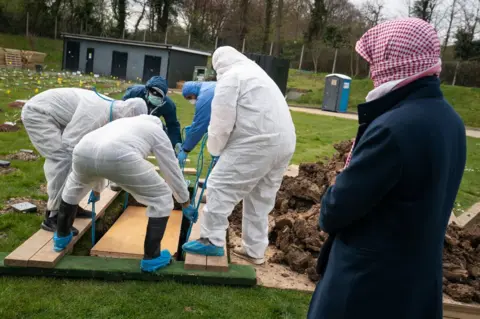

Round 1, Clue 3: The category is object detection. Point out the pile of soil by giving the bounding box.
[443,223,480,303]
[8,101,26,108]
[0,166,17,175]
[228,140,353,281]
[0,124,19,132]
[5,151,38,161]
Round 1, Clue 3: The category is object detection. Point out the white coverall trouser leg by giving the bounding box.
[22,110,72,213]
[62,154,174,218]
[200,146,294,259]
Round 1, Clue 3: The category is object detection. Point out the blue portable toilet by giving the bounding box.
[322,74,352,113]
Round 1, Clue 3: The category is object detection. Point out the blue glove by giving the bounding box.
[212,156,220,167]
[88,191,100,204]
[177,149,188,165]
[182,204,198,223]
[174,143,182,156]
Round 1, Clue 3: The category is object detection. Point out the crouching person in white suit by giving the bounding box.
[54,115,196,272]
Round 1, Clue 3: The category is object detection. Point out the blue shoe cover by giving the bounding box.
[141,250,172,272]
[182,239,225,256]
[53,232,73,252]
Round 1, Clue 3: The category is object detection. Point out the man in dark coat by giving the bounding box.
[308,18,467,319]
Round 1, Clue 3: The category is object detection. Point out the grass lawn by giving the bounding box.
[0,54,478,318]
[288,70,480,128]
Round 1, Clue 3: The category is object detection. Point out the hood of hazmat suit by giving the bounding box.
[208,46,296,156]
[146,76,168,95]
[70,114,190,215]
[181,81,216,151]
[62,95,147,153]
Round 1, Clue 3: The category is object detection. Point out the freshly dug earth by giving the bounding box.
[5,151,38,161]
[443,223,480,303]
[8,101,26,108]
[0,124,20,132]
[228,140,353,281]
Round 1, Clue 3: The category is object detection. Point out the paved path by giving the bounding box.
[289,106,480,139]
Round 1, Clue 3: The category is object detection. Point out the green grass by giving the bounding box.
[0,33,63,70]
[288,69,480,128]
[0,277,311,318]
[0,59,479,317]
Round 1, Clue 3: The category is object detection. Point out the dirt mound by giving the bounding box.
[0,124,19,132]
[0,166,17,175]
[8,101,25,108]
[443,223,480,303]
[5,151,38,161]
[227,140,353,280]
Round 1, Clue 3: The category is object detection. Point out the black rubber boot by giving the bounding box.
[41,210,79,236]
[76,206,94,218]
[56,200,79,238]
[143,216,169,260]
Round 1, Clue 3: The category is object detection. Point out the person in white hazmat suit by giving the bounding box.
[182,46,296,264]
[53,115,197,272]
[21,88,147,235]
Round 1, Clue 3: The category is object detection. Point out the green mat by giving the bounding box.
[0,252,256,286]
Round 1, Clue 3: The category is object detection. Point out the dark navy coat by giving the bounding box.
[308,76,467,319]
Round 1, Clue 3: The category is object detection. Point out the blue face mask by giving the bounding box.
[148,94,164,107]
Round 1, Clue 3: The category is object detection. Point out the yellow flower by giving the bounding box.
[116,81,120,87]
[35,88,39,94]
[6,89,11,95]
[37,80,41,85]
[79,80,83,87]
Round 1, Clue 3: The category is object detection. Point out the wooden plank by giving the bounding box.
[90,206,183,259]
[184,202,207,270]
[155,166,197,176]
[443,300,480,319]
[26,188,119,268]
[148,155,189,163]
[456,202,480,229]
[4,188,118,267]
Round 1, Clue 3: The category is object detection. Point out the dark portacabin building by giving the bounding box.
[61,33,211,88]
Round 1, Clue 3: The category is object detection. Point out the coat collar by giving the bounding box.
[357,76,443,125]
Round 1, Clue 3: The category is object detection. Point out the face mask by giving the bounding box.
[189,99,197,105]
[148,94,164,107]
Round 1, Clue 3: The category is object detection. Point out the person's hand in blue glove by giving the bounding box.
[174,143,182,156]
[182,204,198,223]
[177,149,188,165]
[88,191,101,204]
[212,156,220,167]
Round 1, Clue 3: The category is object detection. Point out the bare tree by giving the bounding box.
[133,0,148,34]
[411,0,440,22]
[274,0,284,56]
[361,0,385,27]
[443,0,458,54]
[262,0,273,53]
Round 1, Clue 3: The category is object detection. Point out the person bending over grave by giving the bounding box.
[182,46,296,265]
[177,81,216,165]
[21,88,147,236]
[123,76,182,151]
[307,18,467,319]
[54,115,197,272]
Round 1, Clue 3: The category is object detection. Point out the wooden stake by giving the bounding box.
[26,12,29,37]
[298,44,304,70]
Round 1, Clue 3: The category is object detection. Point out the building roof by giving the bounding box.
[61,33,211,57]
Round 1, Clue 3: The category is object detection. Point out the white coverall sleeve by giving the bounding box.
[207,74,239,156]
[152,129,190,204]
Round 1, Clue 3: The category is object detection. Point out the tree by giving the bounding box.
[133,0,148,34]
[362,0,384,27]
[111,0,127,35]
[443,0,458,54]
[411,0,439,22]
[262,0,273,53]
[274,0,284,56]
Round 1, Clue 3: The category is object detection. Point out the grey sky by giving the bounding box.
[350,0,410,19]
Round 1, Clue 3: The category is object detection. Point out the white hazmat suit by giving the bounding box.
[201,46,296,258]
[21,88,147,213]
[62,115,190,218]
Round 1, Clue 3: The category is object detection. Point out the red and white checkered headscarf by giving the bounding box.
[356,18,441,88]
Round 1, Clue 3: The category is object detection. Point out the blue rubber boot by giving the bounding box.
[141,249,172,272]
[53,232,73,252]
[182,238,225,256]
